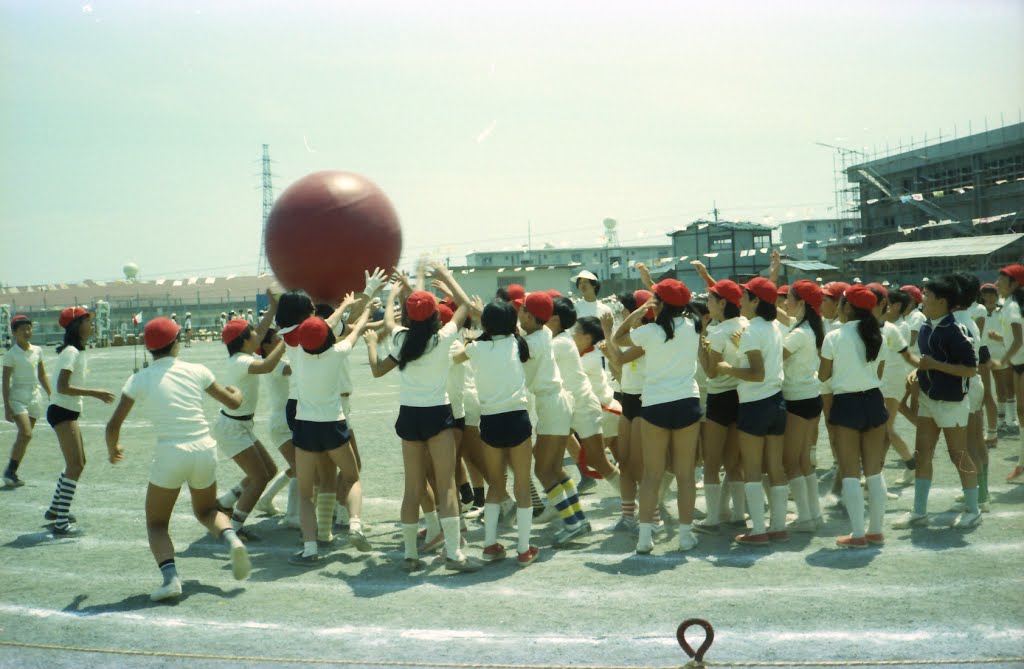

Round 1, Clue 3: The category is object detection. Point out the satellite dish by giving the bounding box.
[123,262,140,281]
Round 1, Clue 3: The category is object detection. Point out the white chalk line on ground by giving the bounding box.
[0,602,1020,652]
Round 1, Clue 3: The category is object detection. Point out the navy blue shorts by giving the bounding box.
[785,396,823,420]
[285,398,298,432]
[705,390,739,426]
[1014,363,1024,376]
[453,417,466,431]
[979,346,991,365]
[46,404,80,428]
[395,405,455,442]
[736,392,787,437]
[829,389,888,432]
[292,419,352,453]
[480,410,533,448]
[620,393,642,421]
[641,397,702,430]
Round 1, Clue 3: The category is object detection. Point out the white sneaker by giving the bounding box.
[651,519,666,535]
[896,469,915,487]
[892,512,928,529]
[677,531,698,552]
[953,511,982,529]
[535,504,560,525]
[231,544,252,580]
[954,493,965,503]
[150,577,183,602]
[282,514,301,529]
[980,501,991,513]
[636,537,654,554]
[886,490,900,500]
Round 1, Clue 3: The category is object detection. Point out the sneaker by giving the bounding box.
[953,511,982,529]
[786,519,817,534]
[836,534,868,549]
[657,504,673,522]
[865,533,885,546]
[1007,466,1024,482]
[768,530,789,543]
[51,524,84,537]
[651,519,666,536]
[611,517,639,534]
[818,466,837,484]
[150,577,183,602]
[1008,425,1021,436]
[553,520,592,547]
[421,533,445,553]
[401,558,426,573]
[231,544,252,580]
[692,521,720,535]
[892,512,928,529]
[635,537,654,554]
[288,551,319,567]
[885,490,900,500]
[534,504,560,525]
[481,543,506,562]
[254,500,281,516]
[517,546,540,566]
[576,477,597,494]
[282,514,301,529]
[980,501,991,513]
[236,527,262,543]
[677,531,698,552]
[44,510,77,523]
[317,535,337,549]
[954,493,965,503]
[463,505,484,520]
[445,555,483,573]
[348,529,372,552]
[3,472,24,487]
[896,468,915,487]
[216,501,234,515]
[734,532,770,546]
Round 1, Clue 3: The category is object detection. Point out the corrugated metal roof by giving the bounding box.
[856,233,1024,262]
[782,260,839,271]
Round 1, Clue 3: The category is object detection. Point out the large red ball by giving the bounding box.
[264,171,402,304]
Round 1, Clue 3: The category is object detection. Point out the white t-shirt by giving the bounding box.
[630,318,700,407]
[3,344,43,393]
[292,340,353,422]
[523,327,563,398]
[736,317,785,403]
[581,348,615,406]
[820,321,884,394]
[551,330,596,400]
[574,299,613,321]
[1000,299,1024,365]
[619,350,646,395]
[823,317,841,334]
[223,353,259,417]
[184,317,192,330]
[391,321,459,407]
[464,336,529,416]
[264,359,291,432]
[782,321,820,401]
[51,346,87,413]
[705,317,747,393]
[982,304,1006,358]
[447,339,467,420]
[879,320,910,389]
[122,357,216,446]
[905,309,927,355]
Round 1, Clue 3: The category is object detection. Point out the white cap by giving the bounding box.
[571,270,599,283]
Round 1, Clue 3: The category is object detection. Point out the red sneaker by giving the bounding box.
[481,543,506,562]
[836,534,868,549]
[517,545,539,566]
[735,532,770,546]
[865,533,885,546]
[768,530,789,543]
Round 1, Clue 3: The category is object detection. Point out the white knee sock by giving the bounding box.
[729,481,746,521]
[866,474,886,535]
[804,475,822,520]
[441,515,462,560]
[789,478,810,523]
[768,485,788,532]
[704,483,721,525]
[842,477,865,538]
[744,482,766,535]
[285,478,299,519]
[402,523,418,559]
[516,507,533,553]
[484,503,500,546]
[423,510,441,540]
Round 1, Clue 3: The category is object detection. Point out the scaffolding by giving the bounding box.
[256,144,275,276]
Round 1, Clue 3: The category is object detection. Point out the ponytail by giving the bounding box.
[513,332,530,363]
[797,307,825,350]
[479,300,530,363]
[849,306,882,362]
[654,300,686,341]
[397,315,440,370]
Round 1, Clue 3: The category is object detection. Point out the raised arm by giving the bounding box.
[634,262,655,289]
[690,260,715,288]
[253,289,279,341]
[342,305,373,347]
[769,250,781,286]
[248,339,286,374]
[347,267,387,325]
[364,329,398,378]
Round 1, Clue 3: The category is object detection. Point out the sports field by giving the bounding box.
[1,342,1022,669]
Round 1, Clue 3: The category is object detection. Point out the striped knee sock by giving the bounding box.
[48,473,68,516]
[159,559,178,586]
[230,509,249,531]
[559,478,586,522]
[55,477,77,529]
[545,484,575,526]
[316,493,335,541]
[621,498,636,520]
[529,479,544,510]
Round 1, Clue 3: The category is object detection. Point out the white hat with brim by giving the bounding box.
[571,270,599,283]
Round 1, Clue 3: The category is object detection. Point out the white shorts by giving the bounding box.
[918,395,970,429]
[463,390,481,429]
[212,413,258,458]
[534,390,572,436]
[601,402,621,439]
[150,436,218,490]
[269,422,293,448]
[571,394,603,440]
[967,379,984,414]
[881,377,907,401]
[9,388,44,419]
[820,378,833,396]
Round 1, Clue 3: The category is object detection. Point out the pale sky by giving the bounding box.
[1,0,1022,286]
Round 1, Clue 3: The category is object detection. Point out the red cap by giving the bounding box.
[10,315,31,331]
[707,280,742,308]
[506,284,526,301]
[633,289,654,320]
[866,282,886,295]
[405,290,437,322]
[221,318,250,344]
[297,317,329,351]
[58,307,91,329]
[546,289,564,299]
[980,283,998,292]
[144,317,180,351]
[1000,264,1024,285]
[523,292,554,322]
[742,277,778,305]
[900,285,923,304]
[824,282,851,301]
[439,296,456,309]
[790,280,823,314]
[653,279,691,307]
[437,303,455,324]
[844,284,877,311]
[777,284,790,296]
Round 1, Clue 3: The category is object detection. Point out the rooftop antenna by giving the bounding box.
[257,144,274,275]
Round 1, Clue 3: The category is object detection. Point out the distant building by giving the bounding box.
[445,265,578,301]
[777,218,860,262]
[855,233,1024,285]
[667,220,776,292]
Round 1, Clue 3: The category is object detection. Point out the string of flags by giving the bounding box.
[865,176,1024,206]
[897,211,1018,236]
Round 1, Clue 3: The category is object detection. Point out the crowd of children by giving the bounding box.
[3,260,1023,601]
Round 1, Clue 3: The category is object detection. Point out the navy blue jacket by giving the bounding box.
[917,313,977,402]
